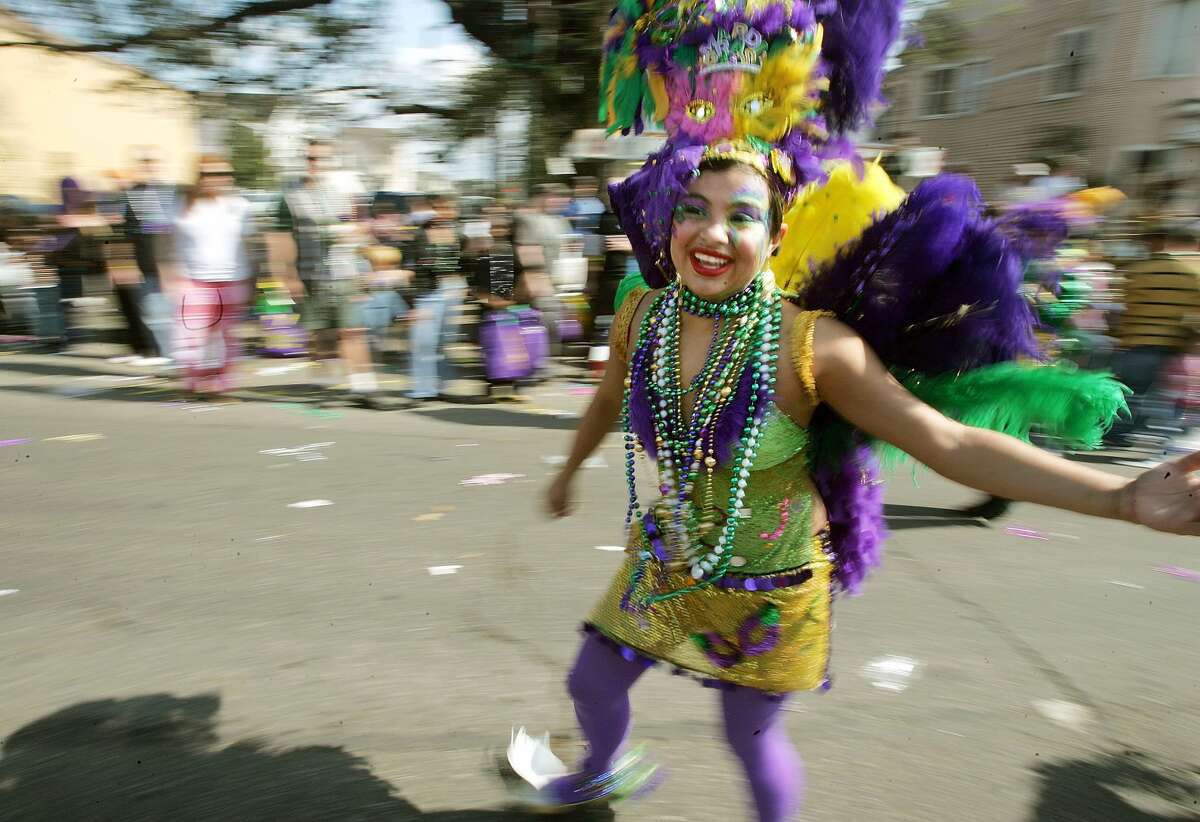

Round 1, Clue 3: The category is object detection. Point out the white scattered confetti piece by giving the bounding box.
[260,442,335,459]
[935,729,965,738]
[44,433,105,443]
[1107,580,1144,590]
[460,473,526,487]
[256,362,311,376]
[541,455,567,466]
[413,512,445,522]
[428,565,462,576]
[0,589,18,597]
[583,456,608,469]
[255,534,287,542]
[861,655,918,692]
[455,443,480,448]
[1032,699,1094,732]
[288,499,333,508]
[594,545,626,552]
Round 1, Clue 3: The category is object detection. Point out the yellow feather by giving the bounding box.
[774,160,906,294]
[647,70,670,124]
[733,33,823,143]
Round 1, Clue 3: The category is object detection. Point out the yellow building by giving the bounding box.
[0,8,197,202]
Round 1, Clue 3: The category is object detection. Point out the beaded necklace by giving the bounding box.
[620,275,782,608]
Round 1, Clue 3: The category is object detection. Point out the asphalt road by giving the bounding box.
[2,350,1198,821]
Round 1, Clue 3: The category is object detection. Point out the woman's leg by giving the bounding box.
[174,280,207,393]
[214,281,246,393]
[721,687,805,822]
[566,632,653,775]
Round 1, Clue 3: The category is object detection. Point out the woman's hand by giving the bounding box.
[545,472,575,518]
[1124,451,1200,535]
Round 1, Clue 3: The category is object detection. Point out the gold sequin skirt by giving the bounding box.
[586,537,833,694]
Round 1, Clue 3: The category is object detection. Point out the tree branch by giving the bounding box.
[0,0,335,52]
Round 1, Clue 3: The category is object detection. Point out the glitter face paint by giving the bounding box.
[670,168,779,301]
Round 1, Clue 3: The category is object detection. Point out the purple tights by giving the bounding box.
[565,632,806,821]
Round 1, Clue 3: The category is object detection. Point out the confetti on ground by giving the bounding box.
[44,433,105,443]
[428,565,462,576]
[459,552,485,559]
[1107,580,1145,590]
[412,512,445,522]
[455,443,480,448]
[583,456,607,469]
[288,499,334,509]
[0,589,18,597]
[260,442,334,462]
[256,362,311,376]
[255,534,287,542]
[1154,565,1200,583]
[934,729,965,738]
[1032,699,1094,732]
[460,473,526,487]
[594,545,626,552]
[1004,526,1049,541]
[0,438,31,447]
[541,455,567,466]
[861,656,918,692]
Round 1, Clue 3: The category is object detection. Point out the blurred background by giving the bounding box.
[1,2,1199,820]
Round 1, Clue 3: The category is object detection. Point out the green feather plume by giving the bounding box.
[879,362,1130,467]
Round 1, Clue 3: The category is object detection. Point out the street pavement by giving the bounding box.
[1,348,1199,821]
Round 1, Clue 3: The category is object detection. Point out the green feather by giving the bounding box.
[673,43,698,68]
[878,362,1130,468]
[809,362,1130,473]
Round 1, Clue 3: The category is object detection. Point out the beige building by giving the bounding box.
[0,8,197,202]
[877,0,1200,206]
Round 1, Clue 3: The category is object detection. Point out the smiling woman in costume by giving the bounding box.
[503,2,1200,820]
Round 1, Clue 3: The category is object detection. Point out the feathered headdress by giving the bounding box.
[602,0,905,288]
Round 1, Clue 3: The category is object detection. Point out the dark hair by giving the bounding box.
[696,157,786,236]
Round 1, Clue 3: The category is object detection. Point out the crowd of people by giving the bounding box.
[0,140,1197,440]
[0,142,637,408]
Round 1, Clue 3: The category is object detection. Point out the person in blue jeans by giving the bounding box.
[407,195,463,401]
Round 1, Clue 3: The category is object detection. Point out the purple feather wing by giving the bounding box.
[798,174,1056,594]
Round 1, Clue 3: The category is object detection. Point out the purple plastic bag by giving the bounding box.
[480,310,532,381]
[514,308,549,374]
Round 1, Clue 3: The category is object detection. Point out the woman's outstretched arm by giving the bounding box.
[813,317,1200,535]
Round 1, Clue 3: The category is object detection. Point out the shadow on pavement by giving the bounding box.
[1030,749,1200,821]
[0,361,135,379]
[883,503,991,531]
[412,406,580,431]
[0,693,610,822]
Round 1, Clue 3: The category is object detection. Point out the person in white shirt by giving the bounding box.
[164,155,254,397]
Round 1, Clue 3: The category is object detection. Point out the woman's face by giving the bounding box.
[669,166,782,301]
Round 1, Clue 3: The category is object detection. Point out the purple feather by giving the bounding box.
[800,175,1039,373]
[817,0,905,134]
[996,203,1070,261]
[712,357,758,464]
[812,443,887,594]
[800,173,1047,592]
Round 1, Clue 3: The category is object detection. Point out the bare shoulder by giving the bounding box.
[811,315,876,382]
